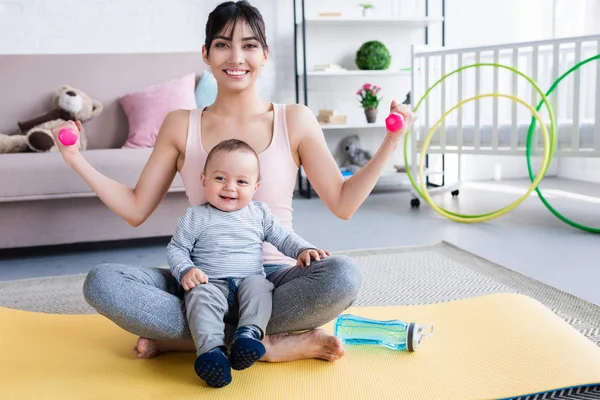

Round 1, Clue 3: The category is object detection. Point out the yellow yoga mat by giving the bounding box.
[3,293,600,400]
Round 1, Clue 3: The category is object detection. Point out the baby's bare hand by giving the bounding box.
[181,268,208,291]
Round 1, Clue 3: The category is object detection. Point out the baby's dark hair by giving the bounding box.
[204,139,261,181]
[204,1,268,56]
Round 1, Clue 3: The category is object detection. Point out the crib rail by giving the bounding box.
[410,34,600,157]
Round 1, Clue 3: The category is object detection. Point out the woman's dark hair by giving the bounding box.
[204,1,268,55]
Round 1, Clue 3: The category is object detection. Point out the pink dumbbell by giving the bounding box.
[58,128,78,146]
[385,112,405,133]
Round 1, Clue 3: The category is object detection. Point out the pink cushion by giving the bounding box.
[120,73,197,148]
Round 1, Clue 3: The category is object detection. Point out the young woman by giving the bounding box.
[52,0,416,363]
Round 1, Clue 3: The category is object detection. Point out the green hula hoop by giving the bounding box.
[526,54,600,233]
[403,62,557,220]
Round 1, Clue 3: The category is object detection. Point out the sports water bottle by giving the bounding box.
[334,314,434,351]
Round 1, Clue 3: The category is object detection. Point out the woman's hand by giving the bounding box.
[296,248,331,268]
[51,120,83,164]
[290,102,417,220]
[386,100,417,142]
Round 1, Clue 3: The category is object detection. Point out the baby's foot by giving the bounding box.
[230,325,266,370]
[194,347,232,388]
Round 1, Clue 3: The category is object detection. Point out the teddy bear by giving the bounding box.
[339,135,372,173]
[0,85,103,154]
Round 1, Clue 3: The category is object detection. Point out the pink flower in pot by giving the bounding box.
[357,83,382,123]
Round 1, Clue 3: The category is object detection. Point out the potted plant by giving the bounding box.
[357,83,382,123]
[359,3,374,17]
[355,40,391,70]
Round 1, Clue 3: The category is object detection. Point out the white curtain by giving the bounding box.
[553,0,600,38]
[583,0,600,35]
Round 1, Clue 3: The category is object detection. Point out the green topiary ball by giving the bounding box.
[355,40,391,70]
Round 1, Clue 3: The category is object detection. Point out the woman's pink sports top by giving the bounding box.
[179,104,299,266]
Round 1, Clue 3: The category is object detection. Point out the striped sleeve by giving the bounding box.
[166,206,204,282]
[258,202,316,259]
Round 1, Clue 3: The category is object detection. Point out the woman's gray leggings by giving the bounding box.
[83,255,363,342]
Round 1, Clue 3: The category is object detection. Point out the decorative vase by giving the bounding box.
[362,8,372,17]
[364,108,377,123]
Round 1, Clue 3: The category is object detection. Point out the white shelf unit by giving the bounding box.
[297,16,443,27]
[303,68,412,76]
[293,1,445,199]
[319,121,386,130]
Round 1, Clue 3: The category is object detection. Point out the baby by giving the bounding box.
[166,138,330,388]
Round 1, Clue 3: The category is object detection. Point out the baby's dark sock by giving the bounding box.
[230,325,266,371]
[194,346,231,388]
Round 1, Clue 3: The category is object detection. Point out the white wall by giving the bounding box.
[0,0,206,54]
[1,0,599,183]
[558,158,600,183]
[446,0,552,48]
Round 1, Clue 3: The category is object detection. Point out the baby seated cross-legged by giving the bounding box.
[166,139,330,388]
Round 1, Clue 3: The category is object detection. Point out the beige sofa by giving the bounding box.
[0,52,206,249]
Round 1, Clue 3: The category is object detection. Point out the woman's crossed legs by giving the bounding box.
[83,255,362,362]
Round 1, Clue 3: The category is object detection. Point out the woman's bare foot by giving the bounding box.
[132,329,345,362]
[260,329,345,363]
[133,337,195,359]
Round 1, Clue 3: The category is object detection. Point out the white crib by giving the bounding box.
[407,34,600,207]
